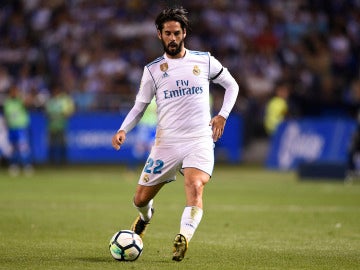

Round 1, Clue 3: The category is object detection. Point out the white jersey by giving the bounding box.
[136,49,223,140]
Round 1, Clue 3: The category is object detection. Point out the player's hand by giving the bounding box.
[112,130,126,150]
[209,115,226,142]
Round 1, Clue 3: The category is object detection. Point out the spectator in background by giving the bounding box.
[0,66,12,104]
[264,80,290,136]
[45,84,75,165]
[71,79,96,112]
[0,114,12,167]
[3,85,33,176]
[343,78,360,116]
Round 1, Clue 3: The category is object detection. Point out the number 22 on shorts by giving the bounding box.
[144,158,164,174]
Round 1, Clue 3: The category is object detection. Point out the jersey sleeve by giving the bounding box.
[118,66,156,133]
[118,101,149,133]
[213,67,239,119]
[209,54,239,119]
[135,66,156,103]
[208,54,224,80]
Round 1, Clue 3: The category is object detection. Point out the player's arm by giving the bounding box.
[112,66,155,150]
[210,66,239,141]
[112,101,149,150]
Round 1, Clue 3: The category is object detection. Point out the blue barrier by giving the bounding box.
[214,114,242,163]
[29,112,48,163]
[67,113,130,163]
[266,117,357,170]
[29,112,243,164]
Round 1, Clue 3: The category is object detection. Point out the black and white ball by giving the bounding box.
[109,230,143,261]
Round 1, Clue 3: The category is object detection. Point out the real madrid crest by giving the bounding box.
[193,65,200,76]
[160,63,168,72]
[160,62,169,78]
[143,174,150,183]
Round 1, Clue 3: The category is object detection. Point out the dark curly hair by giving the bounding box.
[155,7,190,32]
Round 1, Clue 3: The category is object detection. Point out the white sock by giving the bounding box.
[134,199,153,222]
[180,206,203,242]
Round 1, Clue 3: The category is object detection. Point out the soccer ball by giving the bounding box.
[109,230,143,261]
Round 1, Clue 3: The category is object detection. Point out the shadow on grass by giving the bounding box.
[74,257,112,263]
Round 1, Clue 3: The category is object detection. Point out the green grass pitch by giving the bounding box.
[0,164,359,270]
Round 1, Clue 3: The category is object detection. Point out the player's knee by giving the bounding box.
[133,194,150,208]
[185,178,207,196]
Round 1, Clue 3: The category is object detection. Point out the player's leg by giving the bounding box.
[131,183,165,238]
[173,138,213,261]
[172,168,210,261]
[183,167,210,208]
[131,141,179,238]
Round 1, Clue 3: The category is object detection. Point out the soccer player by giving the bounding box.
[111,7,239,261]
[45,85,75,165]
[264,80,290,136]
[3,85,32,176]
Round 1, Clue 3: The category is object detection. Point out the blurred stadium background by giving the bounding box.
[0,0,360,175]
[1,2,360,269]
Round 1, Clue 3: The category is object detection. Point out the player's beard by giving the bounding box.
[162,39,184,57]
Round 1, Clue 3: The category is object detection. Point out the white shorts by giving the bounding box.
[137,137,214,186]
